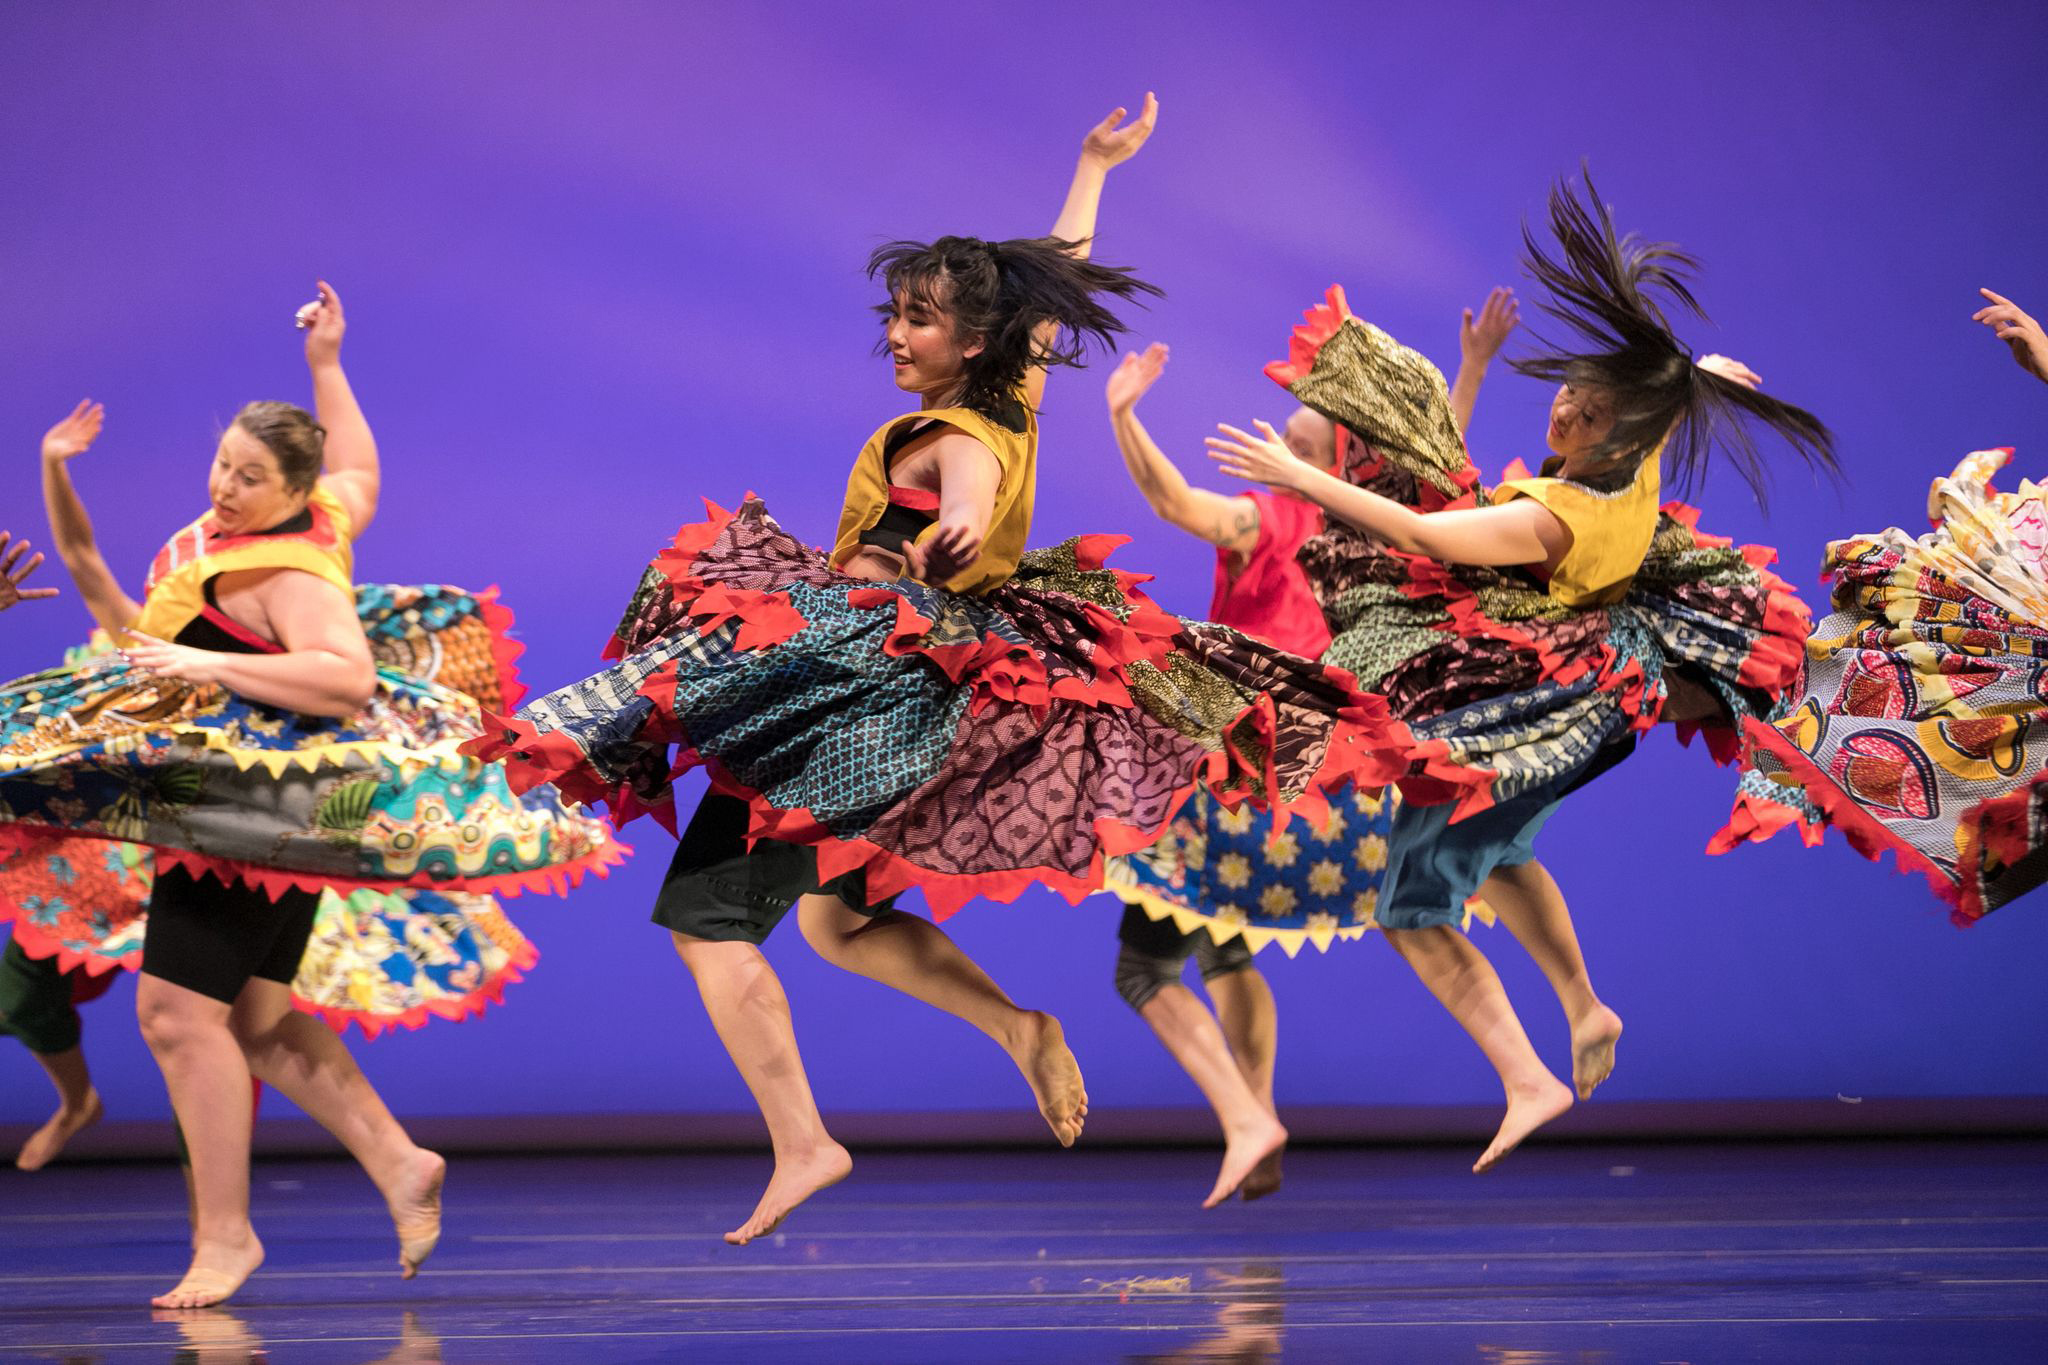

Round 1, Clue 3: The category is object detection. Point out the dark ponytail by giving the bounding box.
[1510,171,1836,505]
[868,235,1161,417]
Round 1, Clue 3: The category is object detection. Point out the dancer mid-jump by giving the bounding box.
[472,95,1385,1243]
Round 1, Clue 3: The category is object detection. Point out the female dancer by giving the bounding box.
[0,284,618,1307]
[1204,177,1834,1171]
[0,582,549,1168]
[1714,288,2048,920]
[471,96,1383,1243]
[1101,289,1519,1206]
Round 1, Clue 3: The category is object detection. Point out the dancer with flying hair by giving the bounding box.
[469,96,1387,1243]
[1194,174,1836,1171]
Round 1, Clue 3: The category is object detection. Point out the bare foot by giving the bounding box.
[1203,1115,1288,1209]
[1473,1075,1573,1174]
[1009,1010,1087,1147]
[725,1141,853,1245]
[151,1231,264,1308]
[384,1148,446,1279]
[1239,1146,1285,1202]
[15,1088,103,1171]
[1571,1004,1624,1100]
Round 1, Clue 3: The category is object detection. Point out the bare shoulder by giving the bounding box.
[226,565,351,611]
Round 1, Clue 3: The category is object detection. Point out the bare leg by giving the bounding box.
[1382,926,1572,1172]
[1205,968,1284,1200]
[798,894,1087,1146]
[1478,861,1623,1099]
[228,980,444,1276]
[15,1045,103,1171]
[672,933,851,1244]
[135,973,264,1308]
[1137,983,1286,1207]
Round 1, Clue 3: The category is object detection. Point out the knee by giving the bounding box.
[1113,945,1181,1013]
[135,983,214,1054]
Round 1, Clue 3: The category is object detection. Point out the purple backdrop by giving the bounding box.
[5,1,2046,1128]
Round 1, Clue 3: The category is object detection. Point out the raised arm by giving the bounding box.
[1973,288,2048,386]
[300,281,380,534]
[1024,94,1158,409]
[1208,419,1567,570]
[1447,286,1519,435]
[40,401,143,637]
[1107,344,1259,554]
[123,569,376,717]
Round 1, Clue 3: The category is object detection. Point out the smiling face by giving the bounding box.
[881,284,984,401]
[208,425,310,536]
[1545,381,1618,464]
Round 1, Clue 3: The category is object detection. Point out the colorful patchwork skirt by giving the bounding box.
[1301,500,1810,819]
[0,584,620,1033]
[466,496,1398,916]
[1712,449,2048,924]
[1,838,533,1037]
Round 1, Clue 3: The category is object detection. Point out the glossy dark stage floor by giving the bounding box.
[3,1139,2044,1362]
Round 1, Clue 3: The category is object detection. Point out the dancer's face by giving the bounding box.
[207,425,309,536]
[882,287,984,400]
[1545,382,1616,461]
[1280,406,1340,473]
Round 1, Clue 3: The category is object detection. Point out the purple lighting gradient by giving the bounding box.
[3,1,2046,1127]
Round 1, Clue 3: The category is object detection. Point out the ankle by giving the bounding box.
[995,1007,1042,1056]
[1504,1070,1566,1101]
[769,1129,841,1163]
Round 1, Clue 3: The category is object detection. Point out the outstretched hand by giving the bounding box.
[1974,288,2048,385]
[902,524,984,586]
[120,631,220,686]
[1459,286,1519,366]
[301,280,346,367]
[1106,343,1169,413]
[1696,354,1763,390]
[1080,93,1158,171]
[42,400,104,466]
[0,532,56,611]
[1206,420,1306,491]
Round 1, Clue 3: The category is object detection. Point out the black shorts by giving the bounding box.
[139,863,322,1004]
[652,792,899,945]
[1113,902,1255,1010]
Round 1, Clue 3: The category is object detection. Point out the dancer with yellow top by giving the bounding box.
[0,283,619,1307]
[1198,175,1835,1172]
[468,96,1393,1244]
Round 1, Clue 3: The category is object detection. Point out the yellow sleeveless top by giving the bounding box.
[130,483,357,639]
[829,395,1037,596]
[1492,454,1662,608]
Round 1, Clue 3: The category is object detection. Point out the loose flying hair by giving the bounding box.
[868,235,1162,418]
[231,401,326,492]
[1509,172,1837,505]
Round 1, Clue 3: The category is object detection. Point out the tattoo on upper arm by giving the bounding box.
[1209,500,1260,548]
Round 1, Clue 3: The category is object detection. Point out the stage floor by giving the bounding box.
[2,1138,2043,1361]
